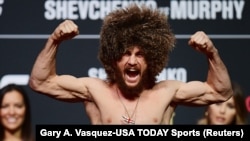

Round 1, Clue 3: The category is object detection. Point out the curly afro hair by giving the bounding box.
[98,4,176,84]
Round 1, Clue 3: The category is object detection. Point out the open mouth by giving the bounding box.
[6,117,17,123]
[125,68,140,82]
[215,116,226,123]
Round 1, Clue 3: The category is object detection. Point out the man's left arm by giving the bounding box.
[188,31,233,102]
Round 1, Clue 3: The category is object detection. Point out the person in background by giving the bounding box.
[29,4,232,124]
[197,82,248,125]
[0,84,34,141]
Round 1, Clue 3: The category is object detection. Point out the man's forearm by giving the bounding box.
[206,50,232,99]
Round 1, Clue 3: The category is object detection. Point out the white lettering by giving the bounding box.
[40,129,61,138]
[68,0,79,19]
[0,0,4,16]
[89,0,99,20]
[211,1,221,19]
[137,129,169,136]
[233,0,244,19]
[170,0,245,20]
[44,0,157,20]
[63,129,71,136]
[157,68,187,82]
[88,67,107,80]
[88,67,187,82]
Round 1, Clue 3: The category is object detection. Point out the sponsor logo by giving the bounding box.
[0,74,30,89]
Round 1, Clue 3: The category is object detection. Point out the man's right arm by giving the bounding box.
[29,20,86,102]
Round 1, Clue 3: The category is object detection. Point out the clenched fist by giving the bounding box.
[188,31,216,55]
[51,20,79,42]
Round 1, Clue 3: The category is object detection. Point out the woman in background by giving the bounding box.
[0,84,34,141]
[197,82,248,125]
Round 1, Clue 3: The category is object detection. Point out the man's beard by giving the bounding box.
[116,70,149,99]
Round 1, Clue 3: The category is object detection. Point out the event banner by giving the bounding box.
[36,125,250,140]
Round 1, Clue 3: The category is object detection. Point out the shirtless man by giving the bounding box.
[29,4,232,124]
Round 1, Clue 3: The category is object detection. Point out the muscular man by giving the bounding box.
[29,4,232,124]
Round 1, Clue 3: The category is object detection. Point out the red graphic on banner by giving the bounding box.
[246,96,250,112]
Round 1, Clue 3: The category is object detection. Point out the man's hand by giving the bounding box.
[51,20,79,42]
[188,31,215,55]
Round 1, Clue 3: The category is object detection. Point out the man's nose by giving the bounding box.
[128,55,137,65]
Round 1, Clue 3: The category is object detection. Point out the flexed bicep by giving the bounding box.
[174,81,219,106]
[38,75,92,102]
